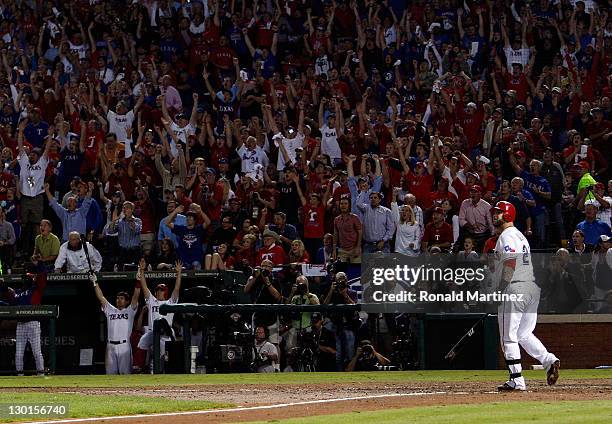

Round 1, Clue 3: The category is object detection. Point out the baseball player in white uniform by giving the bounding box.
[11,273,47,376]
[491,201,560,391]
[137,259,182,370]
[90,273,141,374]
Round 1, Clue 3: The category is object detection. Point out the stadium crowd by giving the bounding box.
[0,0,612,372]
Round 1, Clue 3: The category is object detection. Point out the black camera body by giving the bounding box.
[252,267,271,279]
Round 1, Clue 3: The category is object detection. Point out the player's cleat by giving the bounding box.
[547,360,560,385]
[17,373,24,377]
[497,381,526,391]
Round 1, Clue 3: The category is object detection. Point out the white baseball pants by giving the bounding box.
[15,321,44,373]
[498,282,558,380]
[106,341,132,374]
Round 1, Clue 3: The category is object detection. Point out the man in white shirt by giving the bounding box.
[54,231,103,273]
[590,182,612,226]
[17,118,51,258]
[137,259,183,372]
[253,325,278,373]
[318,97,343,164]
[101,94,144,158]
[267,101,306,170]
[492,201,559,392]
[501,19,531,71]
[237,135,269,173]
[161,93,199,157]
[90,273,140,374]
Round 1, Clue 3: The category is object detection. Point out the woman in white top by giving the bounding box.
[391,194,421,256]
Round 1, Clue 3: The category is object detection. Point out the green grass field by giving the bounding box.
[0,393,229,423]
[0,370,610,422]
[246,401,612,424]
[0,369,610,388]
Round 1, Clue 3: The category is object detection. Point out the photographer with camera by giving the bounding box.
[244,259,283,367]
[310,313,336,372]
[323,271,358,370]
[252,325,278,373]
[345,340,390,372]
[284,276,319,353]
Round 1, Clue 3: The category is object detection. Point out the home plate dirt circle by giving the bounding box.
[21,379,612,424]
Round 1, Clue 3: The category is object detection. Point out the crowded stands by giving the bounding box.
[0,0,611,372]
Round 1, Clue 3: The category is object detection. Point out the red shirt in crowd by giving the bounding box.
[504,73,529,102]
[256,243,287,265]
[405,171,434,208]
[456,104,484,149]
[303,204,325,239]
[422,221,453,247]
[134,199,155,235]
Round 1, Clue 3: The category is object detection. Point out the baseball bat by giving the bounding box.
[444,313,490,361]
[80,234,95,275]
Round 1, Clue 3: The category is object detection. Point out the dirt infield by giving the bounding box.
[13,378,612,423]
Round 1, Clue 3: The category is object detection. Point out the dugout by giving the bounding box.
[0,270,248,374]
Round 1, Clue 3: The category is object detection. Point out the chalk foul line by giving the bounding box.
[22,391,450,423]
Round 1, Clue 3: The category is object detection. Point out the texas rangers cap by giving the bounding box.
[433,206,445,215]
[469,185,482,193]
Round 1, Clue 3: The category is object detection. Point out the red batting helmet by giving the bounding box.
[155,283,169,298]
[492,201,516,223]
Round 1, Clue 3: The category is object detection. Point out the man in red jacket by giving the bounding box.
[256,229,287,265]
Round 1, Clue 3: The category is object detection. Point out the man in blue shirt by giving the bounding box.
[23,108,49,148]
[45,182,93,242]
[268,211,299,251]
[56,137,85,193]
[158,200,186,248]
[75,180,104,237]
[166,204,211,270]
[520,161,551,248]
[347,155,383,220]
[110,201,142,268]
[511,155,552,248]
[576,201,612,246]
